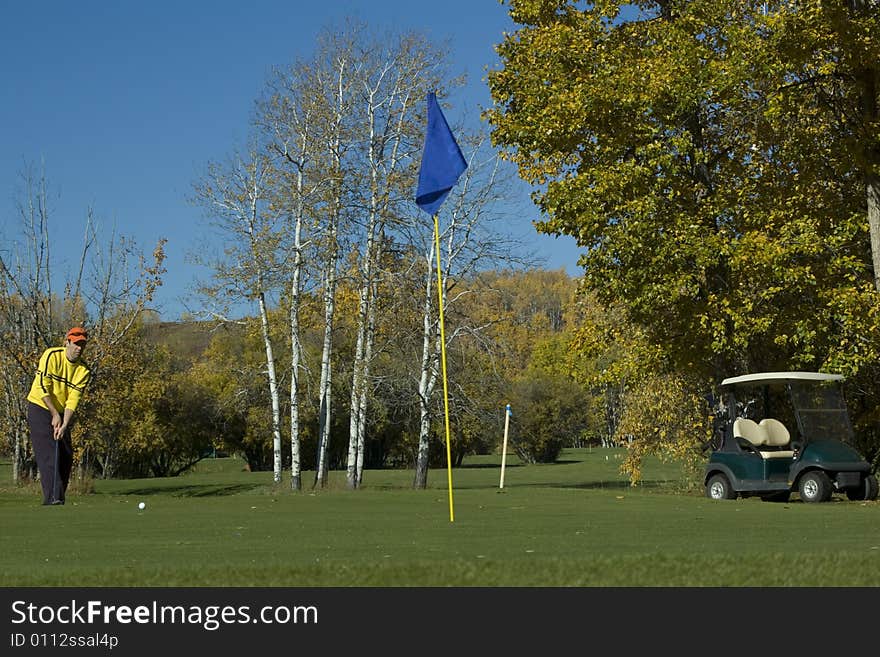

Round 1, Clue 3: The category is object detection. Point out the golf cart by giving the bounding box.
[704,371,878,503]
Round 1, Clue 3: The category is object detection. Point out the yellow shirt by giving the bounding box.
[27,347,92,412]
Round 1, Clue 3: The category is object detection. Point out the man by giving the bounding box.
[26,327,92,505]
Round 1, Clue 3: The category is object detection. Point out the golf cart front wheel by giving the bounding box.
[706,474,736,500]
[798,471,833,503]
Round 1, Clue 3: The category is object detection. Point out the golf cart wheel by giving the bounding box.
[798,470,833,503]
[846,474,879,502]
[706,474,736,500]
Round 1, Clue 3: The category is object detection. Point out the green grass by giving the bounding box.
[1,449,879,586]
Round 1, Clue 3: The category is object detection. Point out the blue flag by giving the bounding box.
[415,92,468,216]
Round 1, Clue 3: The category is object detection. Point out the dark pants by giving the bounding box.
[27,402,73,505]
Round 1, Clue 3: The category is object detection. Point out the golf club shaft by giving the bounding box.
[52,438,59,503]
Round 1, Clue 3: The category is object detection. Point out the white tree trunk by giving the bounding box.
[257,290,283,485]
[289,219,304,491]
[314,54,348,489]
[354,286,377,486]
[346,258,371,488]
[287,141,310,491]
[857,55,880,292]
[315,231,337,488]
[347,81,382,489]
[344,72,414,488]
[414,246,439,489]
[346,219,378,488]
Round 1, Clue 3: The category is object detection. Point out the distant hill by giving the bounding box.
[141,321,216,366]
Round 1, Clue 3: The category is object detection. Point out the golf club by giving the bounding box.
[50,437,61,505]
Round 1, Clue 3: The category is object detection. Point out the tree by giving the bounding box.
[0,162,165,482]
[188,319,307,473]
[487,0,880,464]
[255,22,463,489]
[342,30,447,490]
[191,147,286,484]
[767,1,880,292]
[409,131,529,488]
[256,57,325,491]
[488,1,880,376]
[309,28,353,490]
[507,373,589,464]
[76,328,216,479]
[614,371,712,486]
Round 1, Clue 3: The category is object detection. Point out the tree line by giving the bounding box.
[0,261,593,486]
[1,21,600,489]
[8,4,876,491]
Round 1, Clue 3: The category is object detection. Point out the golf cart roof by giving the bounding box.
[720,371,844,387]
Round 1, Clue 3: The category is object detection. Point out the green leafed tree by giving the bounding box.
[488,0,880,378]
[487,0,880,470]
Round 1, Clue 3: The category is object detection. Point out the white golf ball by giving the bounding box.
[138,502,146,510]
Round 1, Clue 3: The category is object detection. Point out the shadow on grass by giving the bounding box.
[511,479,673,491]
[393,479,676,491]
[106,483,263,498]
[565,479,671,490]
[458,459,582,469]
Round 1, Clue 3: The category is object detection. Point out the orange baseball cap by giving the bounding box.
[66,327,89,343]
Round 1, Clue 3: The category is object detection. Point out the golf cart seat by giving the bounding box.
[759,418,790,446]
[733,417,763,446]
[758,418,795,458]
[733,418,794,459]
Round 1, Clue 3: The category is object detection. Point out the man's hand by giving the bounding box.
[51,413,63,440]
[55,408,74,440]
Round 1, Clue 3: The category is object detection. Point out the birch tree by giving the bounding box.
[256,63,327,491]
[310,30,359,488]
[231,21,518,488]
[410,132,526,488]
[253,23,456,489]
[191,148,286,484]
[344,32,448,489]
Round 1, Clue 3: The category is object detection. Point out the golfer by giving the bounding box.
[26,327,92,505]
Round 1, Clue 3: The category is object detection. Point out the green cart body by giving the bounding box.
[704,372,877,503]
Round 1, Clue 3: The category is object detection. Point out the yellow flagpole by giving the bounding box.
[434,214,455,523]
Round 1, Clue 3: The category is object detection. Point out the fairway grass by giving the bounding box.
[2,449,879,586]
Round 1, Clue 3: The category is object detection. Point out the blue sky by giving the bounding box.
[1,0,582,320]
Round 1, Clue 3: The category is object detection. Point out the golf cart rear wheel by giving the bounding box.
[845,474,879,502]
[706,474,736,500]
[868,474,879,501]
[798,470,833,503]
